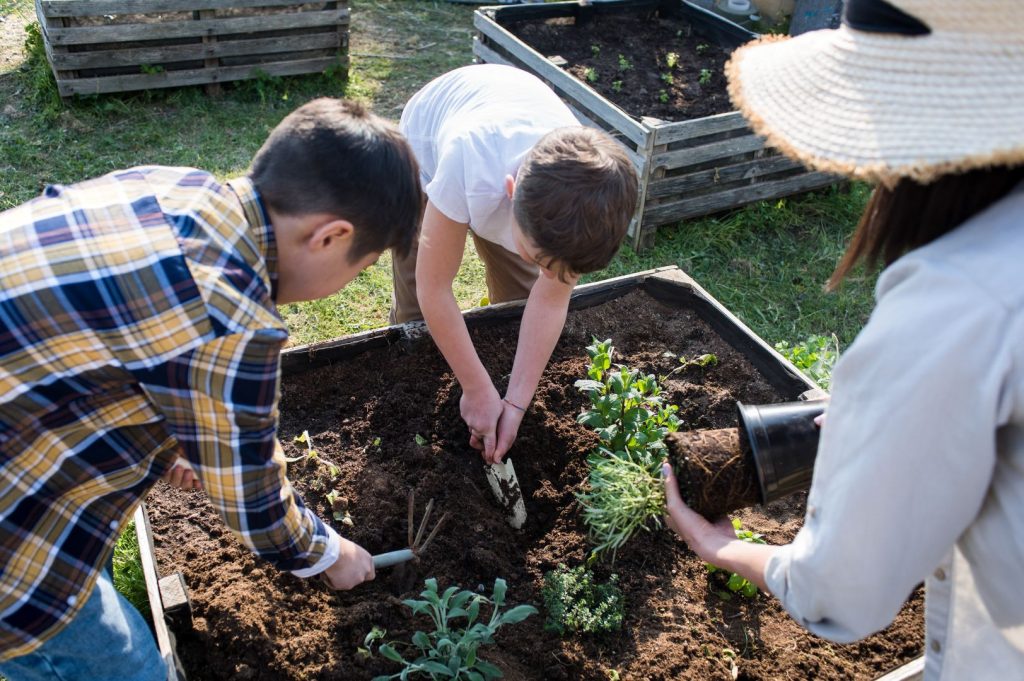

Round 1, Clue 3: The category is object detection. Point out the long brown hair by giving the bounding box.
[828,165,1024,290]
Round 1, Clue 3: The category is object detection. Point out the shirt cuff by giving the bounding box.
[289,523,341,579]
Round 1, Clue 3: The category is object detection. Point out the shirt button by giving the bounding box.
[67,595,77,606]
[109,520,120,531]
[931,639,942,653]
[934,567,946,581]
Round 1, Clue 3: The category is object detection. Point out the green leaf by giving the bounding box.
[418,661,454,676]
[465,672,485,681]
[498,604,538,625]
[491,578,508,607]
[411,631,431,649]
[379,644,405,663]
[414,434,428,446]
[474,659,503,679]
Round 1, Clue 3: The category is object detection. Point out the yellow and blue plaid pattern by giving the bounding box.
[0,167,332,660]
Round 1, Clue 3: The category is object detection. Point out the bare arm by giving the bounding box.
[492,271,575,462]
[416,201,503,459]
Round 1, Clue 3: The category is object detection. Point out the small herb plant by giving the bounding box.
[699,68,713,86]
[696,42,710,55]
[611,80,623,93]
[665,51,679,68]
[584,67,598,83]
[590,43,601,57]
[617,54,632,71]
[658,90,669,104]
[706,519,766,599]
[660,72,674,85]
[575,339,681,556]
[364,578,537,681]
[774,334,839,391]
[664,352,718,380]
[541,564,624,636]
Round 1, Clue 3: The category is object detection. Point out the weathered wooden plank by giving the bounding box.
[651,133,766,172]
[652,111,751,146]
[47,9,347,45]
[474,11,648,147]
[646,154,806,200]
[57,55,343,95]
[873,657,924,681]
[133,504,182,681]
[50,32,338,69]
[642,171,836,224]
[40,0,337,17]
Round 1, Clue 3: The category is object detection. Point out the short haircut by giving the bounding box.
[249,98,423,261]
[513,127,638,280]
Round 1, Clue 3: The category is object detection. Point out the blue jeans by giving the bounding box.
[0,570,166,681]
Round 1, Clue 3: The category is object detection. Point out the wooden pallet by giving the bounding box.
[473,0,837,251]
[35,0,349,97]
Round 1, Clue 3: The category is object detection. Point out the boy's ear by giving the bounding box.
[309,218,354,252]
[504,174,515,200]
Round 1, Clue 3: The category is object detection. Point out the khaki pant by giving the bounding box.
[390,232,539,324]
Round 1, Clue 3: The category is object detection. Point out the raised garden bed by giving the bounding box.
[137,267,923,680]
[34,0,349,97]
[473,0,837,251]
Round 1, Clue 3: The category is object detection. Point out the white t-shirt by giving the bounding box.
[765,184,1024,680]
[399,64,579,252]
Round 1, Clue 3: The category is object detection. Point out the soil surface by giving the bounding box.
[509,10,736,122]
[148,291,923,680]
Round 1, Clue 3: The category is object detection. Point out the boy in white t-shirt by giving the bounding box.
[392,64,638,464]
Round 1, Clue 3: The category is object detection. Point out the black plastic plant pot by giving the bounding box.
[737,400,827,505]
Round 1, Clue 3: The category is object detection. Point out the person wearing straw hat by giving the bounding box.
[661,0,1024,678]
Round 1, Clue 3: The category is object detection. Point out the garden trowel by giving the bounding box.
[484,459,527,529]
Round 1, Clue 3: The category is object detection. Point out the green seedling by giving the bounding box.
[284,430,319,461]
[664,352,718,380]
[617,54,632,71]
[774,334,839,391]
[359,626,387,658]
[665,52,679,69]
[591,43,601,57]
[584,67,599,83]
[659,90,669,104]
[661,72,674,85]
[325,490,353,526]
[542,564,623,635]
[611,80,623,93]
[364,578,537,681]
[696,42,710,55]
[699,68,713,86]
[414,433,429,446]
[706,519,766,598]
[606,670,621,681]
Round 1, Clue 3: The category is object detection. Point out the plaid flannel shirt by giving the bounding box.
[0,167,339,660]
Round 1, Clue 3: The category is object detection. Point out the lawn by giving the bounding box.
[0,0,874,625]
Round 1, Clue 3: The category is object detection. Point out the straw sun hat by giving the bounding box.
[726,0,1024,186]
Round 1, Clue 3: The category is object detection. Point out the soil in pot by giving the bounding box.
[509,10,737,122]
[669,427,762,519]
[147,290,923,681]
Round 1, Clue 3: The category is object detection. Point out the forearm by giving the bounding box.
[505,278,572,406]
[419,285,492,393]
[698,534,778,593]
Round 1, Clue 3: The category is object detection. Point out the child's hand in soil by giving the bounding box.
[492,399,526,463]
[462,384,503,462]
[162,455,202,490]
[321,537,375,590]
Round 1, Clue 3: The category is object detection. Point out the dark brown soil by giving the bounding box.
[510,11,736,122]
[147,291,923,681]
[669,428,761,519]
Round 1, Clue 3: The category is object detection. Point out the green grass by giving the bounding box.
[112,521,151,619]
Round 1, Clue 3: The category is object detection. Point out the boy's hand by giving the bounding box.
[162,455,202,490]
[321,537,375,590]
[492,400,526,463]
[462,386,503,462]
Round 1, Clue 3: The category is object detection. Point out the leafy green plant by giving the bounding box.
[774,334,839,391]
[415,433,429,446]
[696,42,710,55]
[699,68,713,86]
[660,72,674,85]
[665,51,679,69]
[365,578,537,680]
[611,80,623,93]
[706,519,766,599]
[664,352,718,380]
[617,54,632,71]
[575,339,681,556]
[541,564,623,635]
[658,90,669,104]
[584,67,599,83]
[591,43,601,57]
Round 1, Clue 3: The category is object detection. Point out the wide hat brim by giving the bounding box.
[726,27,1024,186]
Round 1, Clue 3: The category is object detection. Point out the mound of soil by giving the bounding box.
[147,291,923,680]
[509,10,737,122]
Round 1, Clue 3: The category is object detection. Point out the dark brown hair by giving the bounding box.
[513,127,638,280]
[829,165,1024,289]
[249,98,424,261]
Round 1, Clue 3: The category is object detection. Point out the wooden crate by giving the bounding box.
[473,0,838,251]
[34,0,349,97]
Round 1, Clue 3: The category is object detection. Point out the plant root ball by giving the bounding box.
[667,427,761,519]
